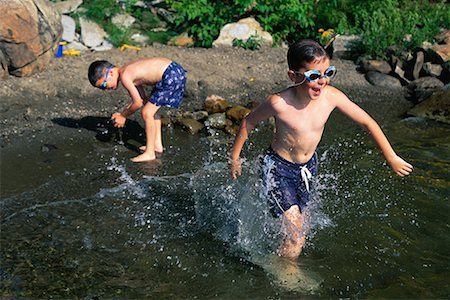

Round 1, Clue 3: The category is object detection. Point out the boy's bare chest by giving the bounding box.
[277,103,333,132]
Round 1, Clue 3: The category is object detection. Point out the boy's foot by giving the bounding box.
[251,254,322,293]
[139,146,164,153]
[131,153,156,162]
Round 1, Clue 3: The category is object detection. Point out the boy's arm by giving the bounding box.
[112,76,144,128]
[230,95,278,179]
[334,89,413,177]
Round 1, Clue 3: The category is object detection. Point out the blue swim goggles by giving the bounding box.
[294,66,337,83]
[99,65,114,90]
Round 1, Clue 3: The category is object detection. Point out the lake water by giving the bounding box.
[1,104,449,298]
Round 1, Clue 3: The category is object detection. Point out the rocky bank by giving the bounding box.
[0,45,412,147]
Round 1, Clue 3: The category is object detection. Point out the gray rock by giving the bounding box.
[365,71,402,88]
[332,35,361,59]
[213,17,272,48]
[204,113,228,129]
[360,59,392,74]
[111,13,136,29]
[423,62,443,78]
[80,17,108,48]
[61,15,76,42]
[407,77,445,103]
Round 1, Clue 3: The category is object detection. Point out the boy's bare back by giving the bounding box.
[120,57,172,86]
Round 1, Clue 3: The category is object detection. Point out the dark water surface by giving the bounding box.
[1,107,449,298]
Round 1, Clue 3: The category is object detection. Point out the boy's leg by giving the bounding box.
[277,205,305,259]
[139,112,163,153]
[131,102,160,162]
[154,112,163,153]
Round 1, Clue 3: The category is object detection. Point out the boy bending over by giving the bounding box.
[88,57,187,162]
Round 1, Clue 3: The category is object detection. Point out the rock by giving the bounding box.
[204,113,228,129]
[204,95,230,114]
[332,35,361,59]
[66,40,89,51]
[407,77,445,103]
[404,50,425,80]
[423,62,443,78]
[168,35,194,47]
[52,0,83,14]
[428,44,450,64]
[391,56,410,85]
[131,33,150,45]
[365,71,402,88]
[434,29,450,44]
[111,13,136,29]
[226,105,251,123]
[183,111,208,122]
[213,17,272,48]
[360,59,392,74]
[61,15,76,42]
[408,88,450,124]
[40,143,58,152]
[0,0,62,77]
[413,51,424,80]
[1,51,9,80]
[92,40,114,52]
[177,118,204,134]
[80,17,108,48]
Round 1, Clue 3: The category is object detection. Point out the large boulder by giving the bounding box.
[408,87,450,124]
[0,0,62,78]
[213,17,272,48]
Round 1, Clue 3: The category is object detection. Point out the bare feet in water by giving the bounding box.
[131,152,156,162]
[139,146,164,153]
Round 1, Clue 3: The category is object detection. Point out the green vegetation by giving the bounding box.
[52,0,449,60]
[232,34,262,50]
[165,0,316,47]
[315,0,450,60]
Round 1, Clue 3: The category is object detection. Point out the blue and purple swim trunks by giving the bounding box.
[261,148,318,217]
[148,61,187,108]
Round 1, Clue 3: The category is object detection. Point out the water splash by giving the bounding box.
[97,156,147,199]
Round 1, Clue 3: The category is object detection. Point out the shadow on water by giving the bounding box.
[51,116,145,153]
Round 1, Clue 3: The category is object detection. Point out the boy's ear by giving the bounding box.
[287,70,296,82]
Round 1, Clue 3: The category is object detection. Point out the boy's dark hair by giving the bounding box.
[287,40,329,71]
[88,60,114,86]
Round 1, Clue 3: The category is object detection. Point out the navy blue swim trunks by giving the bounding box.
[148,61,187,108]
[261,148,318,218]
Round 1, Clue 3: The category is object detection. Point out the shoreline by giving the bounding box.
[0,45,411,146]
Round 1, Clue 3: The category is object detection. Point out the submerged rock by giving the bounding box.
[408,88,450,124]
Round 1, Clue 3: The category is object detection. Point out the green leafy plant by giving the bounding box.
[232,33,262,50]
[314,0,450,60]
[165,0,316,47]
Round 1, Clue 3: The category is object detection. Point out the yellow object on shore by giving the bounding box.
[63,49,81,56]
[119,44,142,51]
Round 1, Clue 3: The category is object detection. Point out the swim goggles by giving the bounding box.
[99,66,113,90]
[294,66,336,83]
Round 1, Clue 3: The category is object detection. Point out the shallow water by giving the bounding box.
[1,108,449,298]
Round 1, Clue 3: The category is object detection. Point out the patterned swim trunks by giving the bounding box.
[261,148,318,218]
[148,61,187,108]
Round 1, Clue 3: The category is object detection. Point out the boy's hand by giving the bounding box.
[111,113,126,128]
[388,155,413,177]
[230,158,242,180]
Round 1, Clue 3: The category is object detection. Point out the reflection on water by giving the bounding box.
[1,114,449,298]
